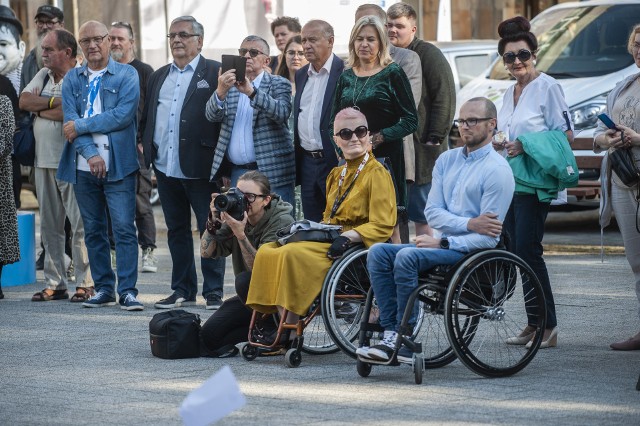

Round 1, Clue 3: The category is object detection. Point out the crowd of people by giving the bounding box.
[0,3,638,355]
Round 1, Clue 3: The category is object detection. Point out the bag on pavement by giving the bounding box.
[149,309,201,359]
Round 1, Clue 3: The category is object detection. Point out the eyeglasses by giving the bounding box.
[632,42,640,51]
[454,118,494,128]
[502,49,533,64]
[167,32,200,40]
[78,34,109,47]
[238,48,265,58]
[335,126,369,140]
[286,50,305,58]
[243,192,267,203]
[35,19,59,27]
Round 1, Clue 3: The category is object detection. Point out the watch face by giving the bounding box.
[440,238,449,249]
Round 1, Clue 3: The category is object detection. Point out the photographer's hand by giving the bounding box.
[216,69,236,101]
[220,211,247,239]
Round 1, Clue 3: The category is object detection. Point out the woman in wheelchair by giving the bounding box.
[358,98,515,362]
[245,107,397,345]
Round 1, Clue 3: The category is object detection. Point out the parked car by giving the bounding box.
[432,40,499,93]
[454,0,640,204]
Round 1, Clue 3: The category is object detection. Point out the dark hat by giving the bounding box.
[0,5,23,35]
[35,5,64,21]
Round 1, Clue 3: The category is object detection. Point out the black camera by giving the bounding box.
[213,187,247,221]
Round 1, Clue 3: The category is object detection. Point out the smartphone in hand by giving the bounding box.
[597,113,618,130]
[221,55,247,82]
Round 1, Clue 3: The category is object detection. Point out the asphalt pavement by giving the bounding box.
[0,202,638,425]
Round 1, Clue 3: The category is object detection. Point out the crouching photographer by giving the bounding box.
[199,171,294,357]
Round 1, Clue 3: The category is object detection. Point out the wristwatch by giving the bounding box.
[439,237,449,249]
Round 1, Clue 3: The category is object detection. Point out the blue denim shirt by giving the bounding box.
[57,58,140,183]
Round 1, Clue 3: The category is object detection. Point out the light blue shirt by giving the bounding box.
[214,71,264,165]
[425,143,515,252]
[153,54,201,178]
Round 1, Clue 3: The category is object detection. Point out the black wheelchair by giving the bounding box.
[354,247,547,383]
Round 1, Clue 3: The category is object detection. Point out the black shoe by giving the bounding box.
[0,286,4,299]
[154,293,196,309]
[36,251,45,271]
[205,294,223,310]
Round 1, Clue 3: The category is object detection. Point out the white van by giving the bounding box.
[455,0,640,200]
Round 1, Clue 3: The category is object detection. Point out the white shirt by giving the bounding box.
[77,67,109,172]
[298,54,334,151]
[498,73,573,203]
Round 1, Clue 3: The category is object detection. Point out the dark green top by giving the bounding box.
[330,62,418,207]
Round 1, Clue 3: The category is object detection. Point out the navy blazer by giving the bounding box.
[141,56,221,179]
[293,54,345,184]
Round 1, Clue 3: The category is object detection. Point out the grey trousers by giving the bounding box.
[34,167,92,290]
[611,182,640,321]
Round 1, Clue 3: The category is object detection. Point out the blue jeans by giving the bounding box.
[230,165,295,216]
[74,171,138,297]
[504,194,556,328]
[367,243,465,332]
[155,170,225,299]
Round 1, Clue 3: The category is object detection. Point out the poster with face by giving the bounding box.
[0,24,25,76]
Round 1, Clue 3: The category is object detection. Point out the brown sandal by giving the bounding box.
[31,289,69,302]
[70,286,95,303]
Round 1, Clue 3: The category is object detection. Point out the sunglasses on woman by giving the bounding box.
[503,49,533,64]
[335,126,369,141]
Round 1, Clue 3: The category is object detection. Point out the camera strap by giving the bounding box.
[329,152,369,219]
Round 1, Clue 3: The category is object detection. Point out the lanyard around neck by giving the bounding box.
[329,152,369,219]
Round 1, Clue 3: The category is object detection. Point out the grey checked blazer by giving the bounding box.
[205,72,295,187]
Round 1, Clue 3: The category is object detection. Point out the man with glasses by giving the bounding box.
[386,2,456,239]
[109,21,158,274]
[358,97,514,362]
[57,20,142,311]
[206,35,295,207]
[140,16,226,310]
[292,20,344,222]
[21,5,64,91]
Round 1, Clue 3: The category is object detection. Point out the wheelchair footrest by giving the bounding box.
[359,322,384,333]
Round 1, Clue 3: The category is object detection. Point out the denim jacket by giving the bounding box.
[57,58,140,183]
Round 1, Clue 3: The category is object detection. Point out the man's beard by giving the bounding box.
[110,50,124,61]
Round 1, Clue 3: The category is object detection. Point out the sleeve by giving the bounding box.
[0,96,15,159]
[424,155,470,234]
[352,166,397,247]
[210,225,235,258]
[61,71,99,160]
[72,66,140,136]
[447,163,515,252]
[21,68,47,96]
[379,66,418,142]
[328,74,347,152]
[250,76,291,125]
[541,82,573,133]
[422,46,456,141]
[205,90,226,122]
[399,50,422,108]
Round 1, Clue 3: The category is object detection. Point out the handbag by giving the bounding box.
[609,147,640,187]
[149,309,202,359]
[276,220,342,245]
[12,74,50,167]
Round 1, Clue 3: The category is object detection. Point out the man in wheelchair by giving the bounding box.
[358,97,516,362]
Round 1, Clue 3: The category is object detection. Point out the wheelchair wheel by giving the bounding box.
[285,348,302,368]
[321,247,371,358]
[301,300,340,355]
[444,250,546,378]
[411,286,460,369]
[240,343,258,361]
[413,355,424,384]
[356,359,372,377]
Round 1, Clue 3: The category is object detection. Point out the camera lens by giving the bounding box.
[213,194,229,211]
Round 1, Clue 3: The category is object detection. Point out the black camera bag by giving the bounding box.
[149,310,201,359]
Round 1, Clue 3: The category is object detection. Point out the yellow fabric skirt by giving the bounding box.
[246,241,333,316]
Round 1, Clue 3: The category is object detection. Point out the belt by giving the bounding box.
[233,162,258,170]
[303,149,324,159]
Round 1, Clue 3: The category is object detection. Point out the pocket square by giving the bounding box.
[196,79,210,89]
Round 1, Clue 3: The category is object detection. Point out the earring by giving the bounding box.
[533,59,537,65]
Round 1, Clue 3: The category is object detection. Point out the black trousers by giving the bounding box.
[200,270,252,355]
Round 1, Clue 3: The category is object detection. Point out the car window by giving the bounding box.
[489,4,640,80]
[455,54,494,87]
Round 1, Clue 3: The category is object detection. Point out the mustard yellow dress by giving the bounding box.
[246,154,397,316]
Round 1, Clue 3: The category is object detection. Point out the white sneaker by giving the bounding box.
[366,330,398,361]
[141,247,158,273]
[356,346,371,358]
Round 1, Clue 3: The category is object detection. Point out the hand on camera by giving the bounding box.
[327,236,352,260]
[220,211,248,239]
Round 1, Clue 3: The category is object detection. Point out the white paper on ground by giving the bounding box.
[179,365,246,426]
